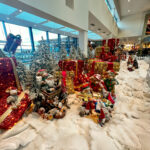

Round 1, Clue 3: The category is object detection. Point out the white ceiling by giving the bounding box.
[88,12,112,40]
[118,0,150,17]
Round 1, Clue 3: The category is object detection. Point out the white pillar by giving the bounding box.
[79,30,88,57]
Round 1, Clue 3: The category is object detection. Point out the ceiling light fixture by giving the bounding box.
[34,24,37,27]
[90,23,95,26]
[128,0,131,2]
[19,9,22,12]
[128,10,130,12]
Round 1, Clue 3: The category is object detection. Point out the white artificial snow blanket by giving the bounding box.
[0,60,150,150]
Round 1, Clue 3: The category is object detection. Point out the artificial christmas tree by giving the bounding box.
[88,47,93,59]
[60,46,68,60]
[76,47,85,60]
[69,46,77,59]
[30,40,55,91]
[16,61,28,89]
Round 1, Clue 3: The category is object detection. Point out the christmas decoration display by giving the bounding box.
[69,46,77,59]
[95,46,117,62]
[4,33,22,55]
[133,58,139,69]
[16,61,28,89]
[88,47,93,59]
[104,70,119,97]
[87,59,120,76]
[58,59,85,77]
[127,55,134,71]
[60,46,68,60]
[32,69,69,120]
[60,71,75,94]
[76,47,85,60]
[0,57,30,129]
[74,71,90,91]
[30,40,55,91]
[127,55,139,71]
[79,93,114,126]
[108,38,116,51]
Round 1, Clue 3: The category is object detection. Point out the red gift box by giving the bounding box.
[74,73,90,91]
[0,57,30,129]
[58,59,84,77]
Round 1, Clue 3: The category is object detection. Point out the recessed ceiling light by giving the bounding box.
[6,17,10,20]
[90,23,95,26]
[19,9,22,12]
[128,10,130,12]
[128,0,131,2]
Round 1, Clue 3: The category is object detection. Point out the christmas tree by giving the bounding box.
[60,46,68,60]
[88,47,93,59]
[30,40,54,73]
[30,40,55,91]
[69,46,77,60]
[76,47,86,60]
[16,61,28,89]
[76,47,82,60]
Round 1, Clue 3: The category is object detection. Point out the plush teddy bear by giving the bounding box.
[6,87,20,109]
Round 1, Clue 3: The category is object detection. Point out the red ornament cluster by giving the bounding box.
[0,57,31,129]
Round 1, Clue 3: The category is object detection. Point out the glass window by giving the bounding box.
[49,32,58,52]
[0,22,6,49]
[61,35,67,46]
[5,22,32,52]
[32,28,47,50]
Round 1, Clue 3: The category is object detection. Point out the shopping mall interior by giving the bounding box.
[0,0,150,150]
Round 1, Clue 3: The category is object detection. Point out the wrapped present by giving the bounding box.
[95,46,110,58]
[55,71,75,94]
[0,57,21,97]
[87,59,120,76]
[0,57,30,129]
[4,34,22,54]
[74,73,90,91]
[58,59,84,77]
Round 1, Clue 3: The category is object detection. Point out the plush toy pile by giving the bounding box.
[32,69,69,120]
[78,71,118,126]
[127,55,139,71]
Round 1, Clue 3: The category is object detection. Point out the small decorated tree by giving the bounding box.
[60,46,68,60]
[88,47,93,59]
[69,46,77,60]
[16,61,28,89]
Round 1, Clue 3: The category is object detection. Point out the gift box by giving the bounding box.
[0,57,30,129]
[58,59,84,77]
[4,34,22,54]
[87,59,120,76]
[74,73,90,91]
[95,46,110,58]
[0,57,21,96]
[55,71,75,94]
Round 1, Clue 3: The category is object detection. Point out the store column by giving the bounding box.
[79,30,88,57]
